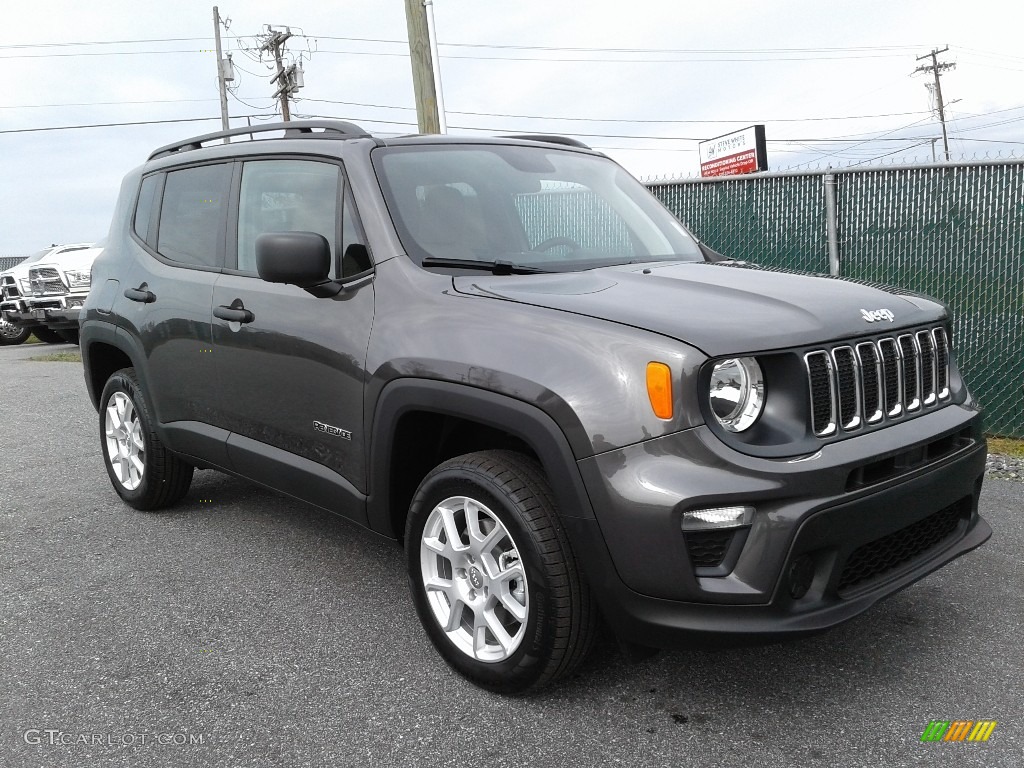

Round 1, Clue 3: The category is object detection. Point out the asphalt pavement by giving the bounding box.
[1,346,1021,768]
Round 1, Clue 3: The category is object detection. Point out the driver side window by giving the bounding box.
[237,160,341,277]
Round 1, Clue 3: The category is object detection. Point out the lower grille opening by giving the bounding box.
[837,497,969,595]
[685,530,735,569]
[845,428,974,491]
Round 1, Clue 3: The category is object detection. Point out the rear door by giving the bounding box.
[123,163,228,437]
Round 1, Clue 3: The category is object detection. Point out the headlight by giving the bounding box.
[64,269,91,289]
[708,357,765,432]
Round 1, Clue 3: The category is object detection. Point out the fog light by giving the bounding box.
[681,505,754,531]
[788,554,815,600]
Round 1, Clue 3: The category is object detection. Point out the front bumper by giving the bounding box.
[4,298,83,330]
[1,303,35,327]
[570,403,990,647]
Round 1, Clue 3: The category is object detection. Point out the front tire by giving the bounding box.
[99,368,193,510]
[406,450,597,694]
[0,317,31,346]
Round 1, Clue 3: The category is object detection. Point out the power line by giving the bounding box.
[0,37,210,49]
[0,115,263,135]
[446,107,935,124]
[0,35,925,55]
[0,49,213,59]
[0,42,925,64]
[311,48,915,63]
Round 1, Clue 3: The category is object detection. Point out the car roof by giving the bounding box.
[146,120,593,163]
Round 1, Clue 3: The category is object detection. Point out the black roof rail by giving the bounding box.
[148,120,372,161]
[501,134,591,149]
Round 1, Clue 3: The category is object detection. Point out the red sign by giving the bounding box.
[700,149,759,177]
[698,125,767,178]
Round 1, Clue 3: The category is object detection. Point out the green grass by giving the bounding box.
[27,350,82,363]
[988,437,1024,458]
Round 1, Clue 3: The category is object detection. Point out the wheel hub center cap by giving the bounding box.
[468,566,484,590]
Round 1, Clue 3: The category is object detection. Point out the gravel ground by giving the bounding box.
[985,453,1024,481]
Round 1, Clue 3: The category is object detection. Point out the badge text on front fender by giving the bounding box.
[313,421,352,440]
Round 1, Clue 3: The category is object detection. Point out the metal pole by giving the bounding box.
[213,6,231,141]
[424,0,447,134]
[824,173,840,276]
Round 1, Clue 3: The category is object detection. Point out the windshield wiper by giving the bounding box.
[421,257,549,275]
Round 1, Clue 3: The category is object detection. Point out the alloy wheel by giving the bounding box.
[419,495,529,663]
[104,391,145,490]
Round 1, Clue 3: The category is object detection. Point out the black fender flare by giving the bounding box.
[81,320,150,410]
[366,378,597,538]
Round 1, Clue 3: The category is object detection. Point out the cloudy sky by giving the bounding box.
[2,0,1022,254]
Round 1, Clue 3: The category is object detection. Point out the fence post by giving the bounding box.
[824,172,840,276]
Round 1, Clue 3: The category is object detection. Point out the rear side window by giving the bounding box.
[156,164,231,268]
[133,174,161,246]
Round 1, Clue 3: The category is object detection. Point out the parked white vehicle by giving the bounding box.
[24,244,105,344]
[0,243,95,345]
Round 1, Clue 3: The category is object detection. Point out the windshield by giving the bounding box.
[373,144,702,271]
[23,249,52,265]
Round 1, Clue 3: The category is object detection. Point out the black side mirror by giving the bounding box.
[256,231,331,287]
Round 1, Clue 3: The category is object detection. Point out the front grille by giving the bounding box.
[685,530,735,568]
[837,498,967,594]
[805,326,950,438]
[898,334,920,411]
[0,276,18,299]
[28,267,67,297]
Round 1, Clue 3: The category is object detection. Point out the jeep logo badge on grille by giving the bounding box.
[861,308,895,323]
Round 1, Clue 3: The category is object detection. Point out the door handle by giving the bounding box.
[124,284,156,303]
[214,302,254,324]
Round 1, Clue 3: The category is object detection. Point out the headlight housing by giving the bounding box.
[64,269,92,289]
[708,357,765,432]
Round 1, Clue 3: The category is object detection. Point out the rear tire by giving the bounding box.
[56,328,80,344]
[406,450,597,694]
[99,367,193,510]
[32,327,65,344]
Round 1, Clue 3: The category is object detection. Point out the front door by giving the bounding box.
[211,158,375,521]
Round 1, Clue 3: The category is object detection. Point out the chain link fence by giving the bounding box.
[648,160,1024,438]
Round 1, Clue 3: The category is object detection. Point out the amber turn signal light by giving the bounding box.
[646,362,673,419]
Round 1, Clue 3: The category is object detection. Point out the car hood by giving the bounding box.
[452,261,947,357]
[31,247,104,273]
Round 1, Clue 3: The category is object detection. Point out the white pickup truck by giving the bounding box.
[0,243,100,345]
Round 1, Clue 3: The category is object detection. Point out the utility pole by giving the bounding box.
[404,0,441,134]
[213,6,234,141]
[424,0,447,133]
[260,26,294,121]
[914,47,956,162]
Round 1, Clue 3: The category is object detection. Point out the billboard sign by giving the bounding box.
[699,125,768,177]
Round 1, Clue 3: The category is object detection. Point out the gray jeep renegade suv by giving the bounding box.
[81,121,990,693]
